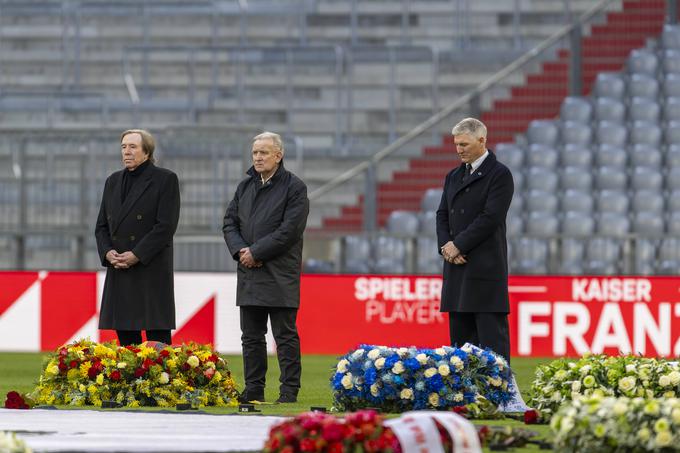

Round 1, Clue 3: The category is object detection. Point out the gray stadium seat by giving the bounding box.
[560,121,592,146]
[631,169,664,192]
[386,210,419,235]
[304,259,335,273]
[507,213,523,237]
[628,144,662,169]
[418,211,436,235]
[342,235,372,274]
[597,212,630,237]
[634,239,657,276]
[512,170,524,191]
[662,24,680,49]
[526,144,559,168]
[373,236,407,274]
[527,120,559,146]
[632,213,665,236]
[595,165,627,190]
[512,238,549,275]
[628,74,659,99]
[560,144,593,167]
[628,49,659,75]
[584,238,622,275]
[416,237,441,275]
[561,189,594,212]
[594,73,626,99]
[668,212,680,234]
[667,145,680,167]
[665,121,680,144]
[561,211,595,236]
[629,97,661,122]
[597,190,630,214]
[558,238,585,275]
[663,97,680,121]
[630,121,662,147]
[526,211,559,237]
[663,74,680,97]
[507,193,524,216]
[526,167,559,191]
[560,166,593,190]
[657,238,680,274]
[526,190,558,213]
[595,144,627,168]
[560,97,592,123]
[495,143,525,169]
[594,98,626,122]
[668,191,680,212]
[420,188,443,212]
[632,191,665,214]
[667,167,680,190]
[596,122,628,147]
[662,49,680,73]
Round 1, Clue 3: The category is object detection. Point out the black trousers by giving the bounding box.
[448,312,510,364]
[116,329,172,346]
[240,306,301,398]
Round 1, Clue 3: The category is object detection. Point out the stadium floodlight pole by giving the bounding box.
[308,0,617,203]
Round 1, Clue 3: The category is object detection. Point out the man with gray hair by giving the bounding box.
[223,131,309,403]
[436,117,514,362]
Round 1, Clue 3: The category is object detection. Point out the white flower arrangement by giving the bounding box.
[0,432,32,453]
[552,396,680,452]
[530,354,680,417]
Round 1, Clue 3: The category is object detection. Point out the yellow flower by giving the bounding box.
[94,344,116,359]
[46,364,60,376]
[438,364,450,376]
[424,367,438,378]
[129,400,140,408]
[400,389,414,400]
[79,384,86,392]
[197,350,211,361]
[79,361,92,378]
[336,359,349,372]
[370,383,380,397]
[375,358,386,370]
[213,371,222,382]
[416,353,428,365]
[428,393,439,406]
[67,369,80,381]
[392,362,405,374]
[136,346,155,359]
[654,418,670,433]
[117,362,127,369]
[187,356,200,368]
[159,372,170,385]
[87,385,97,395]
[96,374,104,385]
[205,361,215,369]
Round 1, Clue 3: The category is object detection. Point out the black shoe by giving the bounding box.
[238,391,264,404]
[275,393,297,404]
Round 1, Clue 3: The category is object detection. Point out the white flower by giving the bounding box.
[572,380,582,392]
[187,355,200,368]
[337,359,349,372]
[392,361,405,374]
[672,408,680,424]
[351,349,365,360]
[416,353,428,365]
[461,344,472,352]
[551,391,562,402]
[579,365,591,375]
[400,388,414,400]
[159,372,170,384]
[117,362,127,369]
[370,383,379,396]
[341,373,353,389]
[450,356,464,371]
[665,391,676,398]
[656,431,672,447]
[654,418,670,433]
[454,393,464,402]
[618,376,636,393]
[625,364,636,373]
[375,358,386,370]
[583,375,596,388]
[424,367,438,378]
[397,347,409,357]
[554,370,568,381]
[638,427,651,441]
[435,348,446,356]
[438,364,450,376]
[671,371,680,385]
[660,375,672,387]
[428,393,440,406]
[488,377,502,387]
[367,349,381,360]
[612,401,627,416]
[495,356,507,368]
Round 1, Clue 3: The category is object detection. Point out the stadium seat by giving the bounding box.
[526,190,558,213]
[526,144,559,169]
[667,167,680,190]
[628,144,662,168]
[511,238,549,275]
[584,238,622,275]
[386,210,419,235]
[657,237,680,274]
[662,49,680,73]
[560,144,593,167]
[526,211,559,237]
[633,239,658,275]
[628,48,659,75]
[595,144,627,168]
[342,235,372,274]
[526,167,559,192]
[594,98,626,122]
[507,193,524,216]
[628,74,659,98]
[373,236,407,274]
[418,211,436,235]
[668,191,680,212]
[558,238,585,275]
[628,97,661,122]
[560,166,593,190]
[667,212,680,234]
[420,188,443,212]
[560,97,592,123]
[632,213,665,236]
[663,97,680,121]
[561,189,594,212]
[527,120,559,146]
[597,212,630,237]
[561,211,595,236]
[596,122,628,147]
[507,213,524,237]
[495,143,525,169]
[416,237,441,275]
[630,168,664,192]
[595,166,628,190]
[629,120,662,147]
[663,74,680,97]
[667,145,680,167]
[593,73,626,99]
[596,190,630,214]
[662,24,680,49]
[560,121,592,146]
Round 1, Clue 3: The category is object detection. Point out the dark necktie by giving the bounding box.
[463,164,472,181]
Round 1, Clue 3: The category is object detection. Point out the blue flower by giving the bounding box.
[426,374,444,392]
[404,358,421,371]
[384,355,399,368]
[393,375,404,385]
[332,372,345,389]
[415,380,426,391]
[364,367,377,385]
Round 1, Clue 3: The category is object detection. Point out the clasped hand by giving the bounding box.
[441,241,467,265]
[106,250,139,269]
[239,247,263,269]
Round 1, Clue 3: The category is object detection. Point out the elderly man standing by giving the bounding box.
[436,118,514,363]
[223,131,309,404]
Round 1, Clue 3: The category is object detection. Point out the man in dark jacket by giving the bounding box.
[95,129,180,346]
[436,118,514,363]
[223,131,309,404]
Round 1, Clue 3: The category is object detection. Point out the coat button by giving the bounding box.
[465,188,470,192]
[130,235,136,241]
[137,214,142,220]
[451,209,455,213]
[460,209,465,214]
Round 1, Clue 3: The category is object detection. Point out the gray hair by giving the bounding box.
[253,131,284,155]
[451,118,487,139]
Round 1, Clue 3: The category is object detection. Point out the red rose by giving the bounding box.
[134,367,146,377]
[280,447,294,453]
[155,358,164,365]
[524,409,540,424]
[69,360,78,368]
[267,435,281,450]
[321,422,345,443]
[87,366,99,379]
[142,358,154,370]
[328,442,344,453]
[4,391,29,410]
[181,363,190,371]
[58,361,68,371]
[58,347,68,357]
[110,370,121,381]
[160,350,170,358]
[299,438,316,452]
[452,406,468,417]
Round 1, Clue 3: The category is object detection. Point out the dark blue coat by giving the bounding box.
[95,164,180,329]
[436,151,514,313]
[223,163,309,308]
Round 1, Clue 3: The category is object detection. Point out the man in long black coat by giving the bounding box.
[95,129,180,346]
[436,118,514,362]
[223,131,309,404]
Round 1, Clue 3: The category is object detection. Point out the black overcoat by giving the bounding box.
[95,163,180,330]
[436,151,514,313]
[222,163,309,308]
